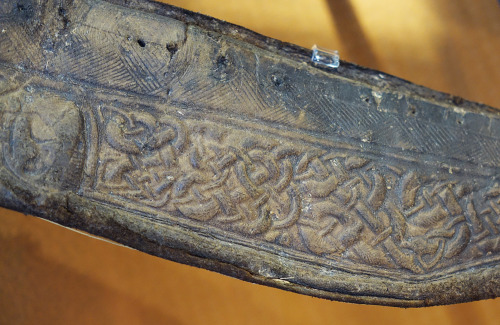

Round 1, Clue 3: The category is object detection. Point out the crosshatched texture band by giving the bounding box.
[0,0,499,306]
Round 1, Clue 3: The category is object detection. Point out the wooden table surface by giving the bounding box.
[1,0,499,324]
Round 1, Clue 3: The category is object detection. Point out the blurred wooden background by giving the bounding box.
[1,0,499,324]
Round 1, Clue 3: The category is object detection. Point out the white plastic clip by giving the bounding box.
[311,45,340,68]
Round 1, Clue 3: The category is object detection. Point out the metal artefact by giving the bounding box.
[1,0,499,307]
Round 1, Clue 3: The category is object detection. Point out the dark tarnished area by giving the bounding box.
[1,0,499,307]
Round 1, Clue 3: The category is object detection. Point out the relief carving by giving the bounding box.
[2,87,494,277]
[0,0,498,306]
[0,88,85,190]
[88,104,500,276]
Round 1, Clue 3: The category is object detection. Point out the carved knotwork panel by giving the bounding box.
[80,102,500,277]
[1,0,500,306]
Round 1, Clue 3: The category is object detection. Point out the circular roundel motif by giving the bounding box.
[1,89,84,188]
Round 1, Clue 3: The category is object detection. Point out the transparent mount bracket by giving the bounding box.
[311,44,340,68]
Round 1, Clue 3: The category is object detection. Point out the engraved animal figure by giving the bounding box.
[1,90,83,187]
[99,108,186,206]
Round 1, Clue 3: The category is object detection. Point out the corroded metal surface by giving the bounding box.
[1,0,499,306]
